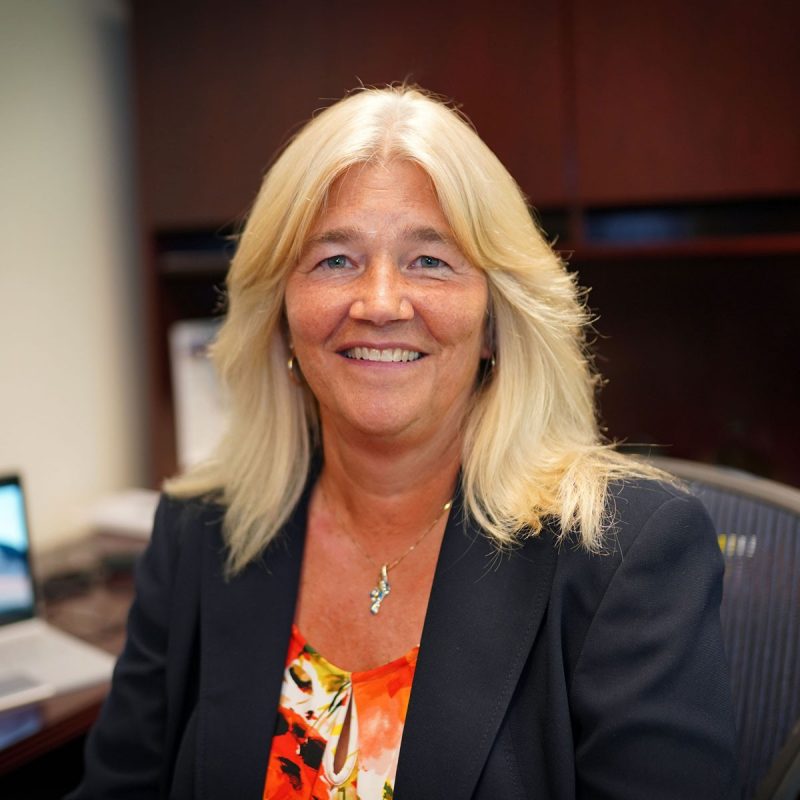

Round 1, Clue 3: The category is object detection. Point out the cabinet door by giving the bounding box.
[312,0,568,208]
[134,2,332,228]
[134,0,568,229]
[572,0,800,204]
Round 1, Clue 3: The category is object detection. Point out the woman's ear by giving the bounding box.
[481,298,495,360]
[278,308,293,352]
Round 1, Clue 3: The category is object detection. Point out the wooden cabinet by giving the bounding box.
[576,251,799,485]
[133,0,568,229]
[133,0,800,225]
[572,0,800,203]
[132,0,800,486]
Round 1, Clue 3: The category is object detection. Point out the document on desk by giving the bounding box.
[0,669,54,713]
[169,318,226,471]
[0,475,115,713]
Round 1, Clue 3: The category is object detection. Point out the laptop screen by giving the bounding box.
[0,476,36,625]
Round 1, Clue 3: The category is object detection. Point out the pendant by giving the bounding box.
[369,564,391,615]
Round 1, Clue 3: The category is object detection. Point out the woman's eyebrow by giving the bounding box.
[306,225,454,247]
[306,226,361,247]
[403,226,454,245]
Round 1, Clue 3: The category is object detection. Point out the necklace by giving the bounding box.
[320,483,453,615]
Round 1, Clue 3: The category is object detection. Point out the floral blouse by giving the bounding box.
[263,625,418,799]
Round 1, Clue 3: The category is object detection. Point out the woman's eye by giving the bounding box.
[413,255,448,269]
[319,255,349,269]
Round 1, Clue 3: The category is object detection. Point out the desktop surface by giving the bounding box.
[0,535,139,796]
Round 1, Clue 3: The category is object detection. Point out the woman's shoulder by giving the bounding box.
[550,477,718,602]
[607,476,715,554]
[609,473,709,520]
[549,477,723,672]
[157,490,225,517]
[149,491,227,554]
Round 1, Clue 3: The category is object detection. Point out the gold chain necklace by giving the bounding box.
[320,483,453,615]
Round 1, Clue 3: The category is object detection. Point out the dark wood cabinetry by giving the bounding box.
[133,0,568,228]
[572,0,800,203]
[132,1,800,486]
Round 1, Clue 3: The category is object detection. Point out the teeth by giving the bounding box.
[344,347,422,362]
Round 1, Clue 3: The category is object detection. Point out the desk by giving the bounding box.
[0,541,138,792]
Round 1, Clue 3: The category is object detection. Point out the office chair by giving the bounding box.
[651,457,800,800]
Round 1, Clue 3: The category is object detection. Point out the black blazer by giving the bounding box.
[68,476,739,799]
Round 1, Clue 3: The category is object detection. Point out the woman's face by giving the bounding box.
[284,160,490,444]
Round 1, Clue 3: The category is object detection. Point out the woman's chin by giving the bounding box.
[332,415,421,442]
[320,405,439,445]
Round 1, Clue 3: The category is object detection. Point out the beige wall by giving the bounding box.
[0,0,144,551]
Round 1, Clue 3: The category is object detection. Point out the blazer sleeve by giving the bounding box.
[66,495,184,799]
[569,493,739,799]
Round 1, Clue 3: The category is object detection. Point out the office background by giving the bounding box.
[1,1,143,553]
[1,0,798,555]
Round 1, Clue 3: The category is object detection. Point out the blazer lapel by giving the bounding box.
[394,494,558,799]
[198,485,312,799]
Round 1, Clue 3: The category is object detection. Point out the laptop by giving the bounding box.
[0,474,115,713]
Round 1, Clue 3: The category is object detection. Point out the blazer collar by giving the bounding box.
[395,493,558,799]
[198,475,315,798]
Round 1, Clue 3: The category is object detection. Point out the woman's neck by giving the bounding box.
[317,421,462,545]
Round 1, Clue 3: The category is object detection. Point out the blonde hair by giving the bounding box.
[166,85,666,573]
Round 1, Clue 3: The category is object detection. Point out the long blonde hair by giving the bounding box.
[166,85,665,573]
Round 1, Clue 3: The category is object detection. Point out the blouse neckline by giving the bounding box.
[290,623,419,683]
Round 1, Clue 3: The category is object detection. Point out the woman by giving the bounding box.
[70,86,738,799]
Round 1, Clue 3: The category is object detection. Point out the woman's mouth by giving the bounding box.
[341,347,423,363]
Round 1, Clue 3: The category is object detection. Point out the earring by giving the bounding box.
[287,354,303,386]
[480,353,497,383]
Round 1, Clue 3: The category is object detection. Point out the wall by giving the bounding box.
[0,0,144,551]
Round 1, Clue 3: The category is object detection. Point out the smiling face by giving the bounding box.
[284,160,490,445]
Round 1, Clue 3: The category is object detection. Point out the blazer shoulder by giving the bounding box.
[146,492,227,566]
[551,478,717,629]
[156,491,226,531]
[607,476,714,556]
[550,477,722,690]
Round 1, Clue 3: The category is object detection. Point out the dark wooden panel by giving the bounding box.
[315,0,567,209]
[572,0,800,203]
[132,0,567,229]
[133,2,329,229]
[576,253,800,486]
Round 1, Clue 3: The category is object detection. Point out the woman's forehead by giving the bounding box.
[309,162,451,239]
[327,160,437,204]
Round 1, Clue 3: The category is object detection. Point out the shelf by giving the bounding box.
[160,250,230,277]
[557,233,800,262]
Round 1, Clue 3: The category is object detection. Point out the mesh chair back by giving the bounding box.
[652,457,800,800]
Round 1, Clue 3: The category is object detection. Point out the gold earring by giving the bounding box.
[479,353,496,384]
[287,354,303,385]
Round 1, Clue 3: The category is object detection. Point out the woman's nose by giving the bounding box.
[348,260,414,324]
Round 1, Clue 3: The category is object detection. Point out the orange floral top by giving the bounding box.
[263,625,418,800]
